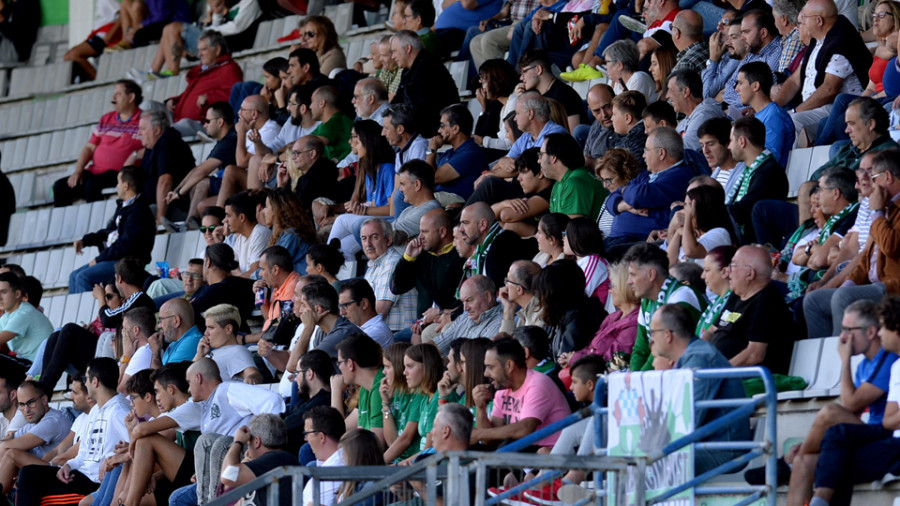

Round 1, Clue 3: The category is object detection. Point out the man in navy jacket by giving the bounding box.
[69,166,156,294]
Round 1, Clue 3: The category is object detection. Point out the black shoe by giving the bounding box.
[744,457,792,486]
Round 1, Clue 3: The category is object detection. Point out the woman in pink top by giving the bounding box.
[558,262,639,368]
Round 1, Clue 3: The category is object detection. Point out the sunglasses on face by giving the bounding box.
[200,225,218,233]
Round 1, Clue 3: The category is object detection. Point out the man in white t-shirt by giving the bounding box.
[223,191,272,277]
[15,358,131,505]
[235,95,280,170]
[0,381,71,462]
[302,406,346,506]
[117,306,157,394]
[186,358,285,504]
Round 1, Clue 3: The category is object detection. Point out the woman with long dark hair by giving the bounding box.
[326,120,396,261]
[533,213,570,267]
[474,59,521,158]
[533,260,607,361]
[262,188,317,274]
[666,184,736,266]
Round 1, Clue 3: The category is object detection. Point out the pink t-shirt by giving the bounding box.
[87,109,144,175]
[491,369,572,447]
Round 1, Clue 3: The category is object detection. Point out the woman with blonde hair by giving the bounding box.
[557,262,639,369]
[378,342,423,463]
[194,303,263,383]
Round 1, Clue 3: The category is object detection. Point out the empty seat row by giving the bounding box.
[6,168,66,209]
[778,337,864,400]
[323,4,355,37]
[94,46,158,84]
[786,146,832,197]
[40,291,101,330]
[140,74,190,104]
[0,125,93,173]
[6,228,207,293]
[8,62,73,98]
[2,198,117,253]
[0,88,108,137]
[250,15,302,51]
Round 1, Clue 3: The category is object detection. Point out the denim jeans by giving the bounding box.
[68,260,117,294]
[679,0,724,35]
[803,282,886,338]
[506,21,535,66]
[169,483,199,506]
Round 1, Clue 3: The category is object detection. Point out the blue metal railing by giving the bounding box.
[483,366,777,506]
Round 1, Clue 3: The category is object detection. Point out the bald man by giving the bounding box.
[775,0,872,143]
[392,209,466,329]
[709,245,795,374]
[151,298,203,368]
[671,10,709,75]
[236,95,280,169]
[584,84,616,171]
[458,202,538,289]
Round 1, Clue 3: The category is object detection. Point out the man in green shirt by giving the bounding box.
[540,133,608,220]
[624,243,705,371]
[333,332,385,445]
[310,85,354,162]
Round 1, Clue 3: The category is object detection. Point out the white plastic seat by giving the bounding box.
[31,250,51,284]
[55,248,78,289]
[148,235,170,274]
[786,147,813,198]
[45,295,65,328]
[77,292,98,326]
[804,336,842,397]
[61,293,82,327]
[43,249,65,288]
[778,338,825,400]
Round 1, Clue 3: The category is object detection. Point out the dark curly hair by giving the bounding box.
[265,188,317,247]
[878,296,900,332]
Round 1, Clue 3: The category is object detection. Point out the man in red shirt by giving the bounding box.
[52,79,144,207]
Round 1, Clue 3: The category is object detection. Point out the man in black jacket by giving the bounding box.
[68,166,156,294]
[726,116,787,243]
[389,30,460,137]
[459,202,537,289]
[392,209,466,338]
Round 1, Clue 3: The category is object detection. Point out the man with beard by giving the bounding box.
[470,338,570,448]
[150,298,203,368]
[165,102,239,227]
[702,21,749,114]
[283,350,332,454]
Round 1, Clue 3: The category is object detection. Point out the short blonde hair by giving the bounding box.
[610,263,639,308]
[202,303,241,333]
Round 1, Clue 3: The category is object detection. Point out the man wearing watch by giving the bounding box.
[220,416,298,506]
[164,101,238,231]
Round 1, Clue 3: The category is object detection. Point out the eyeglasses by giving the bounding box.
[873,11,894,19]
[797,12,823,24]
[336,359,348,367]
[841,325,866,333]
[817,185,837,193]
[303,430,322,440]
[202,116,220,125]
[183,272,203,280]
[871,171,887,180]
[158,315,177,322]
[287,101,300,107]
[291,149,313,158]
[600,177,615,186]
[200,225,218,234]
[302,30,317,38]
[104,293,117,301]
[504,277,524,288]
[17,397,39,409]
[538,151,549,159]
[338,300,359,310]
[717,17,732,26]
[647,328,666,344]
[728,263,753,271]
[521,65,537,74]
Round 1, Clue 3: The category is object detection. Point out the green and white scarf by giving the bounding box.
[696,290,732,336]
[726,150,773,205]
[817,201,859,244]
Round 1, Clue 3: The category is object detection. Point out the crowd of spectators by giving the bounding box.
[7,0,900,502]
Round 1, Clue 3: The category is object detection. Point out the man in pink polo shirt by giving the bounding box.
[471,338,571,448]
[52,79,145,207]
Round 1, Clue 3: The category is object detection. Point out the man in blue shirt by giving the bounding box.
[151,298,204,367]
[734,61,794,167]
[782,299,898,502]
[648,303,751,474]
[426,103,489,201]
